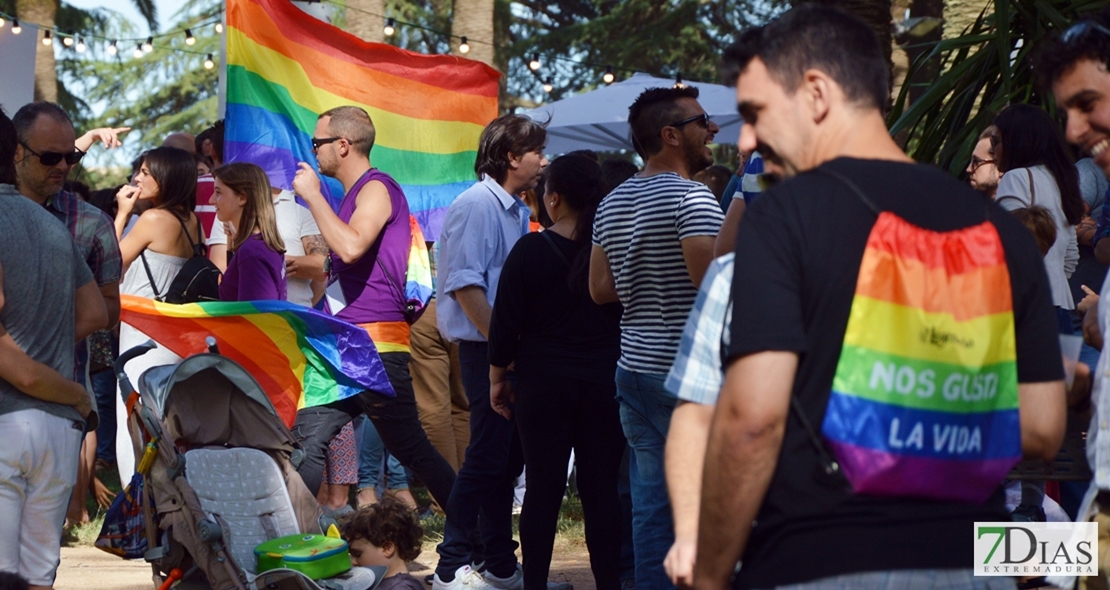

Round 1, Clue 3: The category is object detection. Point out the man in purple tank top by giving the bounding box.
[291,106,456,512]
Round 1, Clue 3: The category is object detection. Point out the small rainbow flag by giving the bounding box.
[120,295,394,427]
[821,213,1021,504]
[224,0,501,240]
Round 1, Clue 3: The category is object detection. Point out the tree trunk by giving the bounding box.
[16,0,57,102]
[452,0,495,66]
[345,0,384,44]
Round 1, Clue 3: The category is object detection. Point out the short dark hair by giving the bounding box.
[320,106,375,157]
[340,496,423,562]
[600,157,638,194]
[722,5,888,110]
[993,104,1084,225]
[628,86,701,158]
[12,102,73,146]
[1035,7,1110,91]
[474,114,547,184]
[0,106,17,185]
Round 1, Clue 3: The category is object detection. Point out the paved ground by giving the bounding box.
[56,542,596,590]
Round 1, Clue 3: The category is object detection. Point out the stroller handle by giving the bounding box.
[116,339,157,400]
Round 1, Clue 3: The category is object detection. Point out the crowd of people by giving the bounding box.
[5,3,1110,590]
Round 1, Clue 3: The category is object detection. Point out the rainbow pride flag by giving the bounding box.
[224,0,501,240]
[120,295,394,427]
[821,212,1021,504]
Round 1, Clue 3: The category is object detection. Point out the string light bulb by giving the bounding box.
[142,36,153,52]
[42,30,52,45]
[107,39,118,55]
[133,44,143,58]
[0,16,5,27]
[11,20,21,34]
[215,22,223,33]
[204,54,215,69]
[75,37,86,52]
[674,72,686,88]
[62,32,74,46]
[542,77,553,93]
[603,65,614,84]
[529,53,540,71]
[185,29,195,45]
[458,36,469,54]
[383,18,395,36]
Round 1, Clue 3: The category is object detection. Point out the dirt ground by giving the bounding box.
[56,542,597,590]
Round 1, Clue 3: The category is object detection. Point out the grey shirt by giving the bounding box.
[0,184,93,424]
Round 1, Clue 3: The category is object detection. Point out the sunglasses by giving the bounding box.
[20,143,85,166]
[1062,20,1110,45]
[969,156,995,173]
[668,113,712,129]
[311,137,343,152]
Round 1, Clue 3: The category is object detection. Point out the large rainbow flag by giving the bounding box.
[120,295,394,427]
[224,0,501,240]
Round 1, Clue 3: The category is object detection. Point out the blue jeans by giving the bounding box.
[356,415,409,491]
[615,367,676,590]
[764,569,1015,589]
[91,368,117,463]
[436,341,523,580]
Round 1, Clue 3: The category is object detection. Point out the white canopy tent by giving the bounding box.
[520,72,742,155]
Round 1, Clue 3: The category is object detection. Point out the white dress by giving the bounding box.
[115,250,187,483]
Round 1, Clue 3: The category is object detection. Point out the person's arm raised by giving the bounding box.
[293,163,390,264]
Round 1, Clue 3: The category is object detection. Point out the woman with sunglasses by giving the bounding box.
[112,146,201,484]
[209,162,287,301]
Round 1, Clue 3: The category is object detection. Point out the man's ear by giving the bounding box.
[803,68,834,124]
[507,151,522,170]
[381,541,396,558]
[660,126,682,148]
[13,144,24,162]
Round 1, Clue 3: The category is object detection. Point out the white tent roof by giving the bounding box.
[520,72,742,155]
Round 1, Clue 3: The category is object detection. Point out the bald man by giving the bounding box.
[162,132,196,154]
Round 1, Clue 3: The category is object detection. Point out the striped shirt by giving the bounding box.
[593,172,724,374]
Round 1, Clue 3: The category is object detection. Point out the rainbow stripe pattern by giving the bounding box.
[821,212,1021,504]
[224,0,501,240]
[120,295,394,427]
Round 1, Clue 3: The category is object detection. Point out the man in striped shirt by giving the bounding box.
[589,85,725,590]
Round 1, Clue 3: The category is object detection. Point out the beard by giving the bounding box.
[684,139,713,176]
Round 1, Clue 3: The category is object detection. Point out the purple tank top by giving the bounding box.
[326,169,411,324]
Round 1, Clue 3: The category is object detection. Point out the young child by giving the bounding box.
[341,496,424,589]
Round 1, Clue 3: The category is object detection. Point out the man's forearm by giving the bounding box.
[667,401,715,541]
[454,285,492,339]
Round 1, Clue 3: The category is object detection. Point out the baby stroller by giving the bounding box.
[111,338,384,590]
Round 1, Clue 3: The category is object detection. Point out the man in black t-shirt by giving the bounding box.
[693,7,1067,590]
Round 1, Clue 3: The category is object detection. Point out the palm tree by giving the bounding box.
[452,0,494,66]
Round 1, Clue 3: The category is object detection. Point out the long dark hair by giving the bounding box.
[546,154,605,293]
[994,104,1083,225]
[143,147,197,219]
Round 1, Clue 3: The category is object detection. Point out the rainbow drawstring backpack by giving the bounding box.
[814,169,1021,504]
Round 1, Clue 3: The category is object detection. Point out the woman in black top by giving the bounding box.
[489,154,624,590]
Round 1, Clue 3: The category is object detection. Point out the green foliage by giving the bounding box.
[888,0,1106,175]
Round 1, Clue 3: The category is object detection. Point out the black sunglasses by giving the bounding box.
[1062,20,1110,45]
[969,156,995,173]
[311,137,343,152]
[20,143,85,166]
[668,113,711,129]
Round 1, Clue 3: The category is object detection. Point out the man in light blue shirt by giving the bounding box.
[433,114,548,590]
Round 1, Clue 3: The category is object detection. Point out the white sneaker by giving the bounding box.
[482,564,524,590]
[433,566,497,590]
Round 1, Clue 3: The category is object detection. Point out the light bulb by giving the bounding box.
[185,29,195,45]
[11,20,21,34]
[133,44,143,58]
[0,17,5,27]
[42,30,52,45]
[384,18,395,37]
[204,54,215,69]
[529,53,540,71]
[107,40,118,55]
[214,22,223,33]
[76,37,86,52]
[459,36,469,54]
[142,36,153,52]
[603,65,614,84]
[542,78,553,93]
[62,34,74,47]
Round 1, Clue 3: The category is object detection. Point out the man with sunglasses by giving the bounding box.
[589,86,724,589]
[1037,9,1110,587]
[967,126,1001,199]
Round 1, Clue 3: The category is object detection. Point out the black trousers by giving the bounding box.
[292,351,456,510]
[515,364,625,590]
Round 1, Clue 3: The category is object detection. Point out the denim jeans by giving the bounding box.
[435,341,523,580]
[764,569,1016,590]
[90,368,117,463]
[615,367,676,590]
[355,415,409,491]
[291,352,455,508]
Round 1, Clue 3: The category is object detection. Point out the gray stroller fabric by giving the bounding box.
[250,566,386,590]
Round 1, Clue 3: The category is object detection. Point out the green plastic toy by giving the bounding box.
[254,533,351,580]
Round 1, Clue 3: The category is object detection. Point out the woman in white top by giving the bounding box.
[993,104,1084,332]
[112,146,201,483]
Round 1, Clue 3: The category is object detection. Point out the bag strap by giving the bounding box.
[540,231,570,266]
[171,212,205,256]
[139,251,163,300]
[1026,168,1036,207]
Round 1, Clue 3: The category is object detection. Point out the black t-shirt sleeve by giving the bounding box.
[994,211,1066,383]
[488,235,533,368]
[728,189,809,361]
